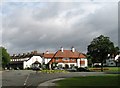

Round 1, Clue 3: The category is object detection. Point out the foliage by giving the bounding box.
[87,35,119,71]
[0,47,10,68]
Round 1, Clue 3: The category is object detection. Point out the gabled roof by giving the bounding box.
[33,61,41,64]
[54,50,86,58]
[43,53,54,58]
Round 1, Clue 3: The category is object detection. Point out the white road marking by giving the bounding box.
[24,74,29,86]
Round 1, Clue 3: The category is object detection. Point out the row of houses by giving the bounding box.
[7,47,120,70]
[8,47,88,70]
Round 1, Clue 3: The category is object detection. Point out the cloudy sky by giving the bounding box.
[1,0,119,55]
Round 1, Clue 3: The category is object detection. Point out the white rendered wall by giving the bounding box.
[84,58,88,67]
[23,56,43,69]
[77,59,80,67]
[44,58,51,64]
[77,58,88,68]
[115,54,120,60]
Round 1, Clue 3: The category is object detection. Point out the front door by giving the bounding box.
[65,64,69,69]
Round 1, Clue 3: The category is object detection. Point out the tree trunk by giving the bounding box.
[101,61,103,72]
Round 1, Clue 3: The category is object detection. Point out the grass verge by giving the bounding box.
[55,75,120,88]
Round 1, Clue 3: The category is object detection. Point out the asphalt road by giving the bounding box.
[2,70,33,88]
[2,70,106,88]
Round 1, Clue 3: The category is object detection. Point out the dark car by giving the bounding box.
[32,67,40,71]
[66,68,77,72]
[77,67,90,72]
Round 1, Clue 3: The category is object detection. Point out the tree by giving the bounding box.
[87,35,118,71]
[0,47,10,69]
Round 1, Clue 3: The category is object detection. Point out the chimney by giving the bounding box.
[27,52,30,55]
[13,54,15,57]
[61,47,64,52]
[34,50,37,54]
[31,51,34,54]
[46,51,49,54]
[71,46,75,52]
[23,53,26,56]
[18,54,21,57]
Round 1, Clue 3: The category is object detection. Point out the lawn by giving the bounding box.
[55,75,119,88]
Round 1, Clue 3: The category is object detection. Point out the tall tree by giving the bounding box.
[0,47,10,69]
[87,35,118,71]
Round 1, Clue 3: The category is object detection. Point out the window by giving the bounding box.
[56,58,59,61]
[71,59,74,61]
[58,64,62,68]
[111,63,113,64]
[70,64,74,68]
[62,58,70,61]
[80,60,85,66]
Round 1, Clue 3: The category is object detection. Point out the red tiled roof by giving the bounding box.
[43,53,54,58]
[54,50,86,58]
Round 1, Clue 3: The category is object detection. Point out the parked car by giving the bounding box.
[67,69,77,72]
[77,67,90,72]
[66,68,77,72]
[32,67,40,71]
[14,67,19,70]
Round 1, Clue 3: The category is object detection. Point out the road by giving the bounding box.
[2,70,106,88]
[2,70,33,88]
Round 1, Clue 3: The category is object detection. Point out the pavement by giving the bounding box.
[38,78,65,87]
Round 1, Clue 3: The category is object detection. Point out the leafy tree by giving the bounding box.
[87,35,118,71]
[0,47,10,69]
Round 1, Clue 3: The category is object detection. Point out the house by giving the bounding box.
[9,47,88,70]
[9,51,43,69]
[92,54,120,67]
[104,54,120,67]
[43,47,88,69]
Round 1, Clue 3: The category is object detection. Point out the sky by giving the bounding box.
[1,0,119,55]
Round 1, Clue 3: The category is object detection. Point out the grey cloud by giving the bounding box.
[2,2,118,55]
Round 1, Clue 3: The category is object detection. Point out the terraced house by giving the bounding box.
[9,47,88,70]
